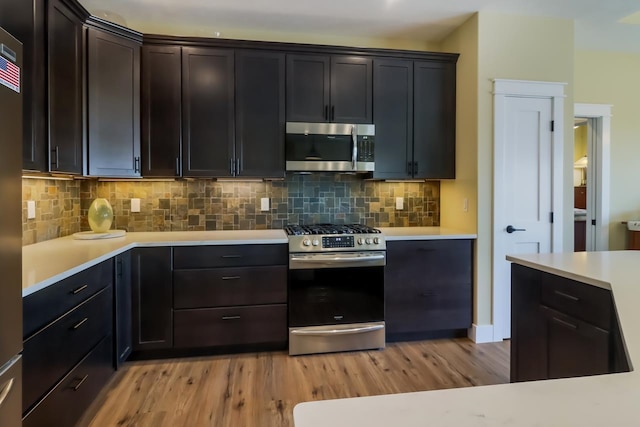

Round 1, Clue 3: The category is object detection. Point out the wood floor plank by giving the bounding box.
[86,338,510,427]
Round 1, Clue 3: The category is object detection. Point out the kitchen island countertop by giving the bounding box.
[294,251,640,427]
[378,227,476,240]
[23,230,287,297]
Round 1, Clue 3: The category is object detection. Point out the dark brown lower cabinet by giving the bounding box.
[23,336,114,427]
[511,264,629,383]
[384,239,473,341]
[115,251,133,367]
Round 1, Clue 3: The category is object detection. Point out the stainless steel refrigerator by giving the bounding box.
[0,26,23,427]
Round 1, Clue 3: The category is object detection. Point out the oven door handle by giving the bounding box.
[290,324,384,336]
[290,254,385,263]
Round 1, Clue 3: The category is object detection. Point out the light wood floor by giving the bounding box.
[87,338,510,427]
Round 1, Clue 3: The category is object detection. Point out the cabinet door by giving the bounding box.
[413,61,456,179]
[141,45,181,177]
[182,47,234,177]
[330,56,372,123]
[114,251,132,367]
[372,58,413,179]
[131,247,173,351]
[235,50,285,178]
[47,0,83,174]
[510,264,547,382]
[542,305,610,379]
[286,54,330,122]
[0,0,47,171]
[87,28,141,177]
[385,240,472,339]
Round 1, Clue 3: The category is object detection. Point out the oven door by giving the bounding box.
[288,252,385,328]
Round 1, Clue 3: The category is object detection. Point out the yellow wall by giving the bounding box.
[575,50,640,249]
[130,21,441,52]
[574,125,587,162]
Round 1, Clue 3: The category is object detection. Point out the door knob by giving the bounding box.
[506,225,526,234]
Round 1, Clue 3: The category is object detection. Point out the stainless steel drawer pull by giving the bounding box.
[72,374,89,391]
[71,284,88,295]
[222,316,241,320]
[221,276,241,280]
[552,317,578,330]
[221,255,242,259]
[554,290,580,302]
[0,378,14,408]
[71,318,88,330]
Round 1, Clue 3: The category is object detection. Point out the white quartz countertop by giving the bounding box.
[294,251,640,427]
[22,230,287,297]
[378,227,477,240]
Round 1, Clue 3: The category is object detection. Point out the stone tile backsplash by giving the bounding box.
[23,174,439,244]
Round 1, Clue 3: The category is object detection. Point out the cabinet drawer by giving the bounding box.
[174,266,287,308]
[540,272,611,330]
[23,259,113,339]
[23,286,112,413]
[174,304,287,348]
[173,244,287,269]
[23,335,114,427]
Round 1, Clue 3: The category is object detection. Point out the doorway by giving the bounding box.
[573,103,612,252]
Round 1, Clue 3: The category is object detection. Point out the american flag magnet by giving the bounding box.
[0,55,20,93]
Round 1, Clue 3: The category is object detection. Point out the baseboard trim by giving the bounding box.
[467,324,497,343]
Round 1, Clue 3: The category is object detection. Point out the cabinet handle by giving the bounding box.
[72,374,89,391]
[117,260,123,277]
[175,157,180,176]
[324,105,328,121]
[552,317,578,330]
[71,318,88,330]
[236,158,241,176]
[71,284,88,295]
[222,276,241,280]
[230,158,234,175]
[134,156,140,173]
[554,290,580,302]
[413,161,418,176]
[51,146,60,168]
[331,105,335,121]
[221,255,242,259]
[222,316,241,320]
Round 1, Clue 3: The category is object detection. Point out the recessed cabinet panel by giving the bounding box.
[372,58,413,180]
[330,56,372,123]
[182,47,234,177]
[141,45,182,177]
[286,54,330,123]
[48,0,83,174]
[87,28,141,177]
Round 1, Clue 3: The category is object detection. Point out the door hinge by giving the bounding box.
[551,121,555,132]
[592,219,596,226]
[550,212,554,223]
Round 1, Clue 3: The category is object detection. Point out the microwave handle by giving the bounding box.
[351,125,357,170]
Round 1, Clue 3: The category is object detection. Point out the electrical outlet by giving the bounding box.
[27,200,36,219]
[260,197,270,212]
[396,197,404,210]
[131,198,141,213]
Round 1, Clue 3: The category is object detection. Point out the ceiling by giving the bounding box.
[79,0,640,53]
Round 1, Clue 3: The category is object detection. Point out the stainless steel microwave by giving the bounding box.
[285,122,375,173]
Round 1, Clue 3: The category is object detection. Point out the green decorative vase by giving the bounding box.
[88,198,114,233]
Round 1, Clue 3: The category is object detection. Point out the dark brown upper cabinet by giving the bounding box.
[141,45,182,177]
[373,58,456,180]
[413,60,456,179]
[286,54,372,124]
[235,50,285,178]
[48,0,84,174]
[181,47,235,177]
[0,0,48,171]
[87,26,141,177]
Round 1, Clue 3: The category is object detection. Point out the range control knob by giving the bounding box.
[357,238,364,245]
[312,239,320,246]
[303,239,311,247]
[373,237,380,244]
[365,238,372,245]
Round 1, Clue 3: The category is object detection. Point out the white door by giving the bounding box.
[493,83,563,341]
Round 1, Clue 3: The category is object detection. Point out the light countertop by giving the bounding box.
[378,227,476,240]
[23,230,287,297]
[294,251,640,427]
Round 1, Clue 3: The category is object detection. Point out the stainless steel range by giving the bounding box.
[285,224,386,356]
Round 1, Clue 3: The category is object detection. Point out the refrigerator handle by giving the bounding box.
[0,377,14,408]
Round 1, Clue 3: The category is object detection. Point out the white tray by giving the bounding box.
[72,230,127,240]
